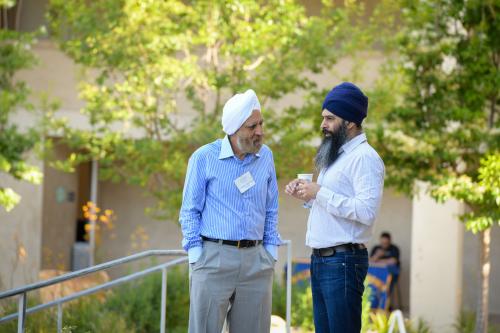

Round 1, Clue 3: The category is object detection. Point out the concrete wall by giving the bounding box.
[16,39,84,113]
[41,144,80,271]
[367,187,412,310]
[462,226,500,317]
[410,184,464,332]
[0,155,43,291]
[97,180,183,263]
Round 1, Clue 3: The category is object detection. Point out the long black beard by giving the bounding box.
[314,123,348,171]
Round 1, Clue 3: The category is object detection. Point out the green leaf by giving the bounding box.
[46,0,375,220]
[0,187,21,212]
[368,0,499,232]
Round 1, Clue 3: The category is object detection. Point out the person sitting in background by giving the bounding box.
[370,232,401,311]
[370,231,401,308]
[370,232,400,267]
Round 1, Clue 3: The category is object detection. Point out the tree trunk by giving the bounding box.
[474,228,491,333]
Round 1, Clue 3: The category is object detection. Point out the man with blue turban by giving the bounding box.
[180,89,282,333]
[286,82,385,333]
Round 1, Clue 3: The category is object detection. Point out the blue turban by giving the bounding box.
[322,82,368,125]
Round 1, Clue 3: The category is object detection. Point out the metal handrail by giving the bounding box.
[0,241,293,333]
[0,257,187,324]
[0,249,185,299]
[388,310,407,333]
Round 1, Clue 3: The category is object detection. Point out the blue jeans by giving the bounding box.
[310,248,368,333]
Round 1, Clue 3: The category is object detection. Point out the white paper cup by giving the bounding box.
[297,173,313,208]
[297,173,313,183]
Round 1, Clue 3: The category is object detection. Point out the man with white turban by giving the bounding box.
[179,89,282,333]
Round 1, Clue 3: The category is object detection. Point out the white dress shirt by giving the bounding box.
[306,133,385,249]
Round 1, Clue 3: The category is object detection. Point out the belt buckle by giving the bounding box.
[322,248,335,257]
[237,240,242,248]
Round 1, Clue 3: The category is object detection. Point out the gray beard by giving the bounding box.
[314,123,348,171]
[236,135,261,154]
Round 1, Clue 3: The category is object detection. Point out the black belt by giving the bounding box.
[313,243,366,257]
[202,236,263,248]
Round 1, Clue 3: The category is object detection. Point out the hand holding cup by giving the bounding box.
[286,173,319,206]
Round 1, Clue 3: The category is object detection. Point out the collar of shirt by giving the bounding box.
[218,135,261,160]
[339,132,367,155]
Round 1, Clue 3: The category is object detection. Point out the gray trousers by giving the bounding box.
[189,241,275,333]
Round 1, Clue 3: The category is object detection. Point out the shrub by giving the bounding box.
[455,311,500,333]
[272,281,314,331]
[0,266,189,332]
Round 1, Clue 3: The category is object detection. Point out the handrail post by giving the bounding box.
[388,310,407,333]
[160,267,167,333]
[57,303,63,333]
[17,292,26,333]
[286,241,292,333]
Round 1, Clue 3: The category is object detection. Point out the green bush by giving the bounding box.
[0,297,57,333]
[361,282,372,332]
[455,311,500,333]
[0,266,190,333]
[61,295,129,333]
[271,279,286,318]
[406,319,432,333]
[272,281,314,331]
[105,265,189,332]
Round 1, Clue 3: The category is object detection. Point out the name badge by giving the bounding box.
[234,171,256,194]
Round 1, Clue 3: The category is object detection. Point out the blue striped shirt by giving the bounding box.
[179,136,282,262]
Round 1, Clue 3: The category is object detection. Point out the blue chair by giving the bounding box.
[367,265,393,310]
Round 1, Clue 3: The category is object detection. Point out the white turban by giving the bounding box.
[221,89,261,135]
